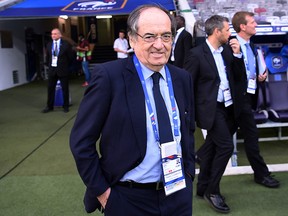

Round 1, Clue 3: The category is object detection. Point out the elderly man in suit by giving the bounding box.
[70,4,195,216]
[169,15,193,68]
[184,15,244,213]
[42,28,73,113]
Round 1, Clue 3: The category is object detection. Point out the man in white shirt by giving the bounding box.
[169,15,193,68]
[184,15,243,214]
[113,30,129,58]
[42,28,73,113]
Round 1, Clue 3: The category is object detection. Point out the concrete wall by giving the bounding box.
[0,20,27,91]
[0,15,122,91]
[0,18,74,91]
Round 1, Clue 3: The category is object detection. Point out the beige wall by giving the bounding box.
[97,18,113,46]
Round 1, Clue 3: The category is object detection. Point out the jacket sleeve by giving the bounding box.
[70,64,112,213]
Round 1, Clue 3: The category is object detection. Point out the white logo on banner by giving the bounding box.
[78,1,116,8]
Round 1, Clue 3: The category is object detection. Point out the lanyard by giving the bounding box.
[133,55,180,144]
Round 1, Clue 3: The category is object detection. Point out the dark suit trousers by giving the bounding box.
[47,69,69,109]
[197,103,234,195]
[234,94,269,179]
[104,175,193,216]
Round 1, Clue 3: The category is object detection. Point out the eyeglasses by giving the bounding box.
[136,32,173,43]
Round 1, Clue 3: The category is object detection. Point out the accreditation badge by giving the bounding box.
[161,141,186,196]
[51,56,58,67]
[223,88,232,107]
[247,78,256,94]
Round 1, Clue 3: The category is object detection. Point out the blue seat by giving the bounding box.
[267,81,288,122]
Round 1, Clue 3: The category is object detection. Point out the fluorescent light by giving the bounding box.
[96,15,112,19]
[59,15,68,19]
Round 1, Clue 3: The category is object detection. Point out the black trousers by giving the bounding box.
[197,103,234,195]
[103,175,193,216]
[233,94,269,179]
[46,72,69,109]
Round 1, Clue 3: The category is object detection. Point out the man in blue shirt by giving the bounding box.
[70,4,195,215]
[231,11,280,188]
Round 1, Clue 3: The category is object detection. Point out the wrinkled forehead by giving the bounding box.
[138,7,171,32]
[52,30,60,35]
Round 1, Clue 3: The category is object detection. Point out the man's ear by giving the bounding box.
[129,37,135,49]
[240,23,246,31]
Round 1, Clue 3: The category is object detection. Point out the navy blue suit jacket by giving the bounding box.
[70,56,195,213]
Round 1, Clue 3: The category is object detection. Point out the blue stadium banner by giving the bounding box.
[0,0,175,17]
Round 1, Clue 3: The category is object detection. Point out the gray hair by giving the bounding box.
[205,15,229,36]
[127,4,176,38]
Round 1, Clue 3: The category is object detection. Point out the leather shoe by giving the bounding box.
[255,175,280,188]
[42,107,53,113]
[204,193,230,213]
[197,192,225,201]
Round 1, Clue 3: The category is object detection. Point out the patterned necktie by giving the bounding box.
[245,43,256,78]
[152,72,173,144]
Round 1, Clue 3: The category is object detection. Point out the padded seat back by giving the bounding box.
[268,81,288,111]
[267,81,288,122]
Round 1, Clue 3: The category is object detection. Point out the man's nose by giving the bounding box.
[153,37,165,48]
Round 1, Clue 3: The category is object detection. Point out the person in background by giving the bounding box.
[169,15,193,68]
[42,28,73,113]
[70,4,195,215]
[76,34,91,87]
[231,11,280,188]
[113,29,129,58]
[184,15,244,214]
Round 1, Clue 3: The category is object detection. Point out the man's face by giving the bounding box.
[243,15,257,36]
[51,29,61,41]
[129,7,173,72]
[119,32,125,39]
[218,21,231,45]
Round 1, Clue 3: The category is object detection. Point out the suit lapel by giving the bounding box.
[166,65,186,135]
[57,39,64,56]
[221,45,232,81]
[250,42,259,75]
[168,66,183,111]
[175,31,183,48]
[123,58,147,155]
[203,43,218,76]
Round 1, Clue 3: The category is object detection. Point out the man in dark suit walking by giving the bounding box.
[184,15,244,213]
[231,11,280,188]
[42,28,73,113]
[70,4,195,216]
[169,15,193,68]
